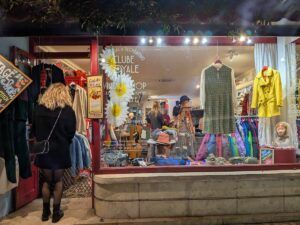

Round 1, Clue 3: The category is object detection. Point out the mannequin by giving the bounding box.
[175,95,195,159]
[273,122,292,148]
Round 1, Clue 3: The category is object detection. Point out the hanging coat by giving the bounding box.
[251,67,283,117]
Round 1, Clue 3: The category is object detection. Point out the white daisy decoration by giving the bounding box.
[110,73,135,102]
[100,47,118,81]
[105,100,129,127]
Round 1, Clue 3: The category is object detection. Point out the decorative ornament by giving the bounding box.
[105,100,128,127]
[110,73,135,102]
[100,47,118,81]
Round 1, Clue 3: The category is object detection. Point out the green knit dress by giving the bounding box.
[203,65,235,134]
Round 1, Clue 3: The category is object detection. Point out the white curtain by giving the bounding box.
[254,43,278,73]
[282,43,298,150]
[254,44,279,146]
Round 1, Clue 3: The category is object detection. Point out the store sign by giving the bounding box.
[0,54,32,113]
[87,76,103,118]
[115,47,145,74]
[260,148,274,165]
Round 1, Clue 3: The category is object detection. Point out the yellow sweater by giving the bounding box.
[251,68,283,118]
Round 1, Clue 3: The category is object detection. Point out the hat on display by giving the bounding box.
[180,95,190,104]
[156,132,176,145]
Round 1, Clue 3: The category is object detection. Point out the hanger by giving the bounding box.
[213,40,222,67]
[214,58,222,64]
[70,81,76,87]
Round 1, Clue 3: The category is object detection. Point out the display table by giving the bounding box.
[94,170,300,224]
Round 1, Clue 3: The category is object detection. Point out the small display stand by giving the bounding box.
[274,148,296,164]
[260,147,296,164]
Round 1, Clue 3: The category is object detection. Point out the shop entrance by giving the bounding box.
[9,37,101,209]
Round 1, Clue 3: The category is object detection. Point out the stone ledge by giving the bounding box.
[75,213,300,225]
[94,170,300,184]
[93,171,300,220]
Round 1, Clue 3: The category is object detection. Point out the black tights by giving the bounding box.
[42,169,64,205]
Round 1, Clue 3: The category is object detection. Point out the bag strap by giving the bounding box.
[47,108,63,141]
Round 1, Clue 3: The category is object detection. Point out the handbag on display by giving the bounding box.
[31,109,62,155]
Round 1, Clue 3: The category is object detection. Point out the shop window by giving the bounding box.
[98,41,299,171]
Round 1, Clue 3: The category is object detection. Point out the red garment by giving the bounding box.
[163,114,171,126]
[241,93,249,116]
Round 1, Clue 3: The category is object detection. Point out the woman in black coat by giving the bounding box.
[33,83,76,223]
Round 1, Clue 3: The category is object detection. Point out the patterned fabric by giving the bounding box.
[196,119,258,160]
[195,133,210,160]
[203,66,235,134]
[234,130,246,157]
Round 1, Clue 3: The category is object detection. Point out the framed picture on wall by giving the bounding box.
[260,148,274,165]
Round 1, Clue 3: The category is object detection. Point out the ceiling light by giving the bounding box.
[201,37,208,44]
[184,37,190,45]
[156,37,162,45]
[149,37,154,44]
[196,84,200,89]
[193,37,199,44]
[140,37,146,44]
[246,38,252,44]
[239,35,246,42]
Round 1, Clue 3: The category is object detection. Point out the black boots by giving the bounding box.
[42,202,51,221]
[41,202,64,223]
[52,203,64,223]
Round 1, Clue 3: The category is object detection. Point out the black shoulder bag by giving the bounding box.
[31,109,62,155]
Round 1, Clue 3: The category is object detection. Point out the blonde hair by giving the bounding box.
[151,101,160,116]
[39,83,72,110]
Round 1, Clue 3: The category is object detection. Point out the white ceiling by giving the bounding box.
[40,45,255,99]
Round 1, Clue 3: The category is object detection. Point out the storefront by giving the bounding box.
[29,35,300,222]
[1,34,300,223]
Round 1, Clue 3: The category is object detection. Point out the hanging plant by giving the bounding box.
[105,100,128,127]
[110,73,135,102]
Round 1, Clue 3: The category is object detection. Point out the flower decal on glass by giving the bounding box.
[100,47,118,81]
[105,100,129,127]
[110,73,135,102]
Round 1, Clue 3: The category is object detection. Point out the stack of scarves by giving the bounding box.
[196,119,259,160]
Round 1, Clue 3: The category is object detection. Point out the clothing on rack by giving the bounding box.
[251,67,283,118]
[195,118,259,160]
[29,63,65,103]
[69,85,88,135]
[0,157,19,194]
[200,64,236,134]
[241,93,250,116]
[70,133,91,177]
[14,91,32,179]
[0,97,32,183]
[297,119,300,147]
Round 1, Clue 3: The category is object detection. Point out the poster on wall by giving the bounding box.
[260,148,274,165]
[87,75,103,118]
[0,54,32,113]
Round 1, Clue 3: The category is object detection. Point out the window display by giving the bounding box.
[98,42,298,169]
